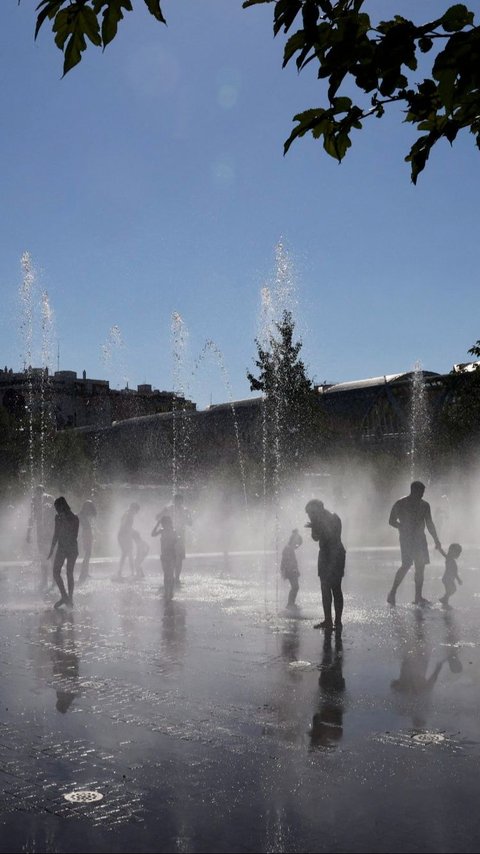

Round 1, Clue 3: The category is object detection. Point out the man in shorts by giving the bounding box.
[387,481,442,606]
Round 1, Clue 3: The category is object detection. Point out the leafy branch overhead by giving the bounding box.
[34,1,166,76]
[243,1,480,182]
[33,1,480,182]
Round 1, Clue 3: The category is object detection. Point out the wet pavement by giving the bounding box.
[1,547,480,853]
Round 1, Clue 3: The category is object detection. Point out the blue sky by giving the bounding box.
[1,1,479,406]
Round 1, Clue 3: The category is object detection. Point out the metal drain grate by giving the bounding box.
[412,732,445,745]
[64,790,104,803]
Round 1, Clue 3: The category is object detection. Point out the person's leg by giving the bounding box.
[439,583,448,605]
[165,565,174,601]
[175,538,186,584]
[79,539,91,582]
[414,561,427,604]
[387,563,411,605]
[66,553,76,605]
[53,552,68,607]
[332,581,344,627]
[127,544,135,576]
[118,547,126,578]
[287,577,299,607]
[314,579,333,629]
[175,554,183,585]
[441,580,455,607]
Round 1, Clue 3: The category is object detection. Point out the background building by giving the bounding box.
[0,366,195,429]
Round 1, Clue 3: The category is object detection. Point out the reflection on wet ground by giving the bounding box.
[0,549,480,853]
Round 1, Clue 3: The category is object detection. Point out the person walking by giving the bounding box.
[48,497,79,609]
[387,481,442,607]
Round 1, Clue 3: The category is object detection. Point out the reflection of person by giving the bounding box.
[280,528,303,609]
[387,481,441,606]
[27,485,55,590]
[442,610,463,674]
[438,543,462,608]
[161,494,191,585]
[390,611,443,730]
[78,499,96,583]
[48,497,79,610]
[305,499,346,632]
[152,515,177,601]
[51,611,79,713]
[132,529,149,579]
[115,502,140,580]
[310,632,345,749]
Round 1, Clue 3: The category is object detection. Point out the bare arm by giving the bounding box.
[424,503,441,548]
[47,517,59,559]
[389,502,400,530]
[151,521,161,537]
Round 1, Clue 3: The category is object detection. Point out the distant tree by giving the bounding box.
[32,1,480,182]
[438,346,480,457]
[247,309,321,477]
[468,339,480,361]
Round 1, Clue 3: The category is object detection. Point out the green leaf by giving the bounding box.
[441,4,474,32]
[34,1,63,40]
[284,108,328,154]
[99,0,133,47]
[418,36,433,53]
[405,131,439,184]
[283,29,306,67]
[143,0,167,25]
[79,6,102,47]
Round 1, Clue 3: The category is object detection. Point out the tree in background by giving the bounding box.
[247,310,322,483]
[32,1,479,182]
[439,341,480,458]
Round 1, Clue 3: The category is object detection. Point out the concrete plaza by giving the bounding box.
[1,547,480,853]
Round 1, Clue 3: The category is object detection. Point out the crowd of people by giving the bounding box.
[280,480,462,632]
[27,488,192,609]
[27,480,463,622]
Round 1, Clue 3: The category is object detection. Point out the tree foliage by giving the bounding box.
[247,310,321,472]
[31,1,480,181]
[245,1,480,182]
[33,1,166,76]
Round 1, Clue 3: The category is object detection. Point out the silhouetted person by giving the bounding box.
[305,499,346,632]
[115,502,140,580]
[161,494,191,585]
[48,497,79,609]
[132,529,149,579]
[387,481,441,606]
[152,514,177,601]
[310,632,345,749]
[27,485,55,590]
[438,543,463,608]
[78,499,96,584]
[280,528,303,609]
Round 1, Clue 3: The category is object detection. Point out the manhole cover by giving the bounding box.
[412,732,445,745]
[64,790,104,803]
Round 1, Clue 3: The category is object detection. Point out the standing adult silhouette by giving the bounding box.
[387,481,441,606]
[305,499,346,632]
